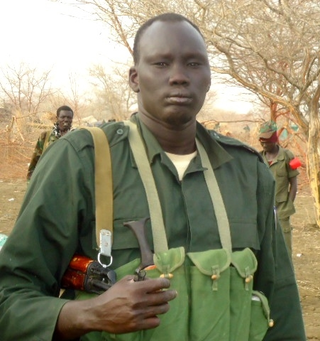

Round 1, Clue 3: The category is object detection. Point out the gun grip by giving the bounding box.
[124,217,154,270]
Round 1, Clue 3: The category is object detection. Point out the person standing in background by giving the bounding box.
[259,121,300,257]
[27,105,74,180]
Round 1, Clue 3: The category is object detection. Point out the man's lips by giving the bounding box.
[166,94,192,104]
[60,122,71,130]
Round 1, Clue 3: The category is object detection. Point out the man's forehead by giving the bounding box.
[139,20,207,55]
[58,111,73,116]
[142,20,202,41]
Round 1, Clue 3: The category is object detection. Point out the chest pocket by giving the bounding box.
[275,163,288,177]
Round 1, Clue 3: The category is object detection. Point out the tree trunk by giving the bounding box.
[306,116,320,227]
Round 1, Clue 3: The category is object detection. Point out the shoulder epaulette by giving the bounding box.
[208,130,262,159]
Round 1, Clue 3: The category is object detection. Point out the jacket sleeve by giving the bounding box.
[254,161,306,341]
[284,149,300,179]
[0,131,96,341]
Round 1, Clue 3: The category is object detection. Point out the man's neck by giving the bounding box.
[265,145,279,160]
[138,113,197,154]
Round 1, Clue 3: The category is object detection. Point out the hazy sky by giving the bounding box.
[0,0,253,113]
[0,0,129,92]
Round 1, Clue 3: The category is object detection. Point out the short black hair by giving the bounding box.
[56,105,73,117]
[133,13,204,65]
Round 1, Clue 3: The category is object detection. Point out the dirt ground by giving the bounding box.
[0,176,319,340]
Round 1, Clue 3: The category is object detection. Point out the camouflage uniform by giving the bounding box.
[27,123,70,180]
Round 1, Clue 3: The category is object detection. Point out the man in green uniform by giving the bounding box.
[0,13,306,341]
[27,105,74,180]
[259,121,300,256]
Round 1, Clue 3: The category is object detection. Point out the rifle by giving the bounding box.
[61,254,116,295]
[61,217,154,293]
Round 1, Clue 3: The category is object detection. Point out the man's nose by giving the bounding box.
[169,64,189,85]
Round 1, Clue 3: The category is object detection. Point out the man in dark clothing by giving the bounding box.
[0,13,306,341]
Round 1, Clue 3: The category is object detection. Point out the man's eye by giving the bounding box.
[154,62,167,67]
[188,62,200,67]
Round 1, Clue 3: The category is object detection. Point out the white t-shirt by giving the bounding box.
[165,151,197,181]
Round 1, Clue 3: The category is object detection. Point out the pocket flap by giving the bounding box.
[187,248,231,276]
[231,248,257,278]
[154,247,185,273]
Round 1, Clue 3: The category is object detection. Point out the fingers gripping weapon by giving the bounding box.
[61,254,117,295]
[123,217,156,281]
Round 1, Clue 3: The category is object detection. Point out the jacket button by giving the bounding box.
[116,129,123,135]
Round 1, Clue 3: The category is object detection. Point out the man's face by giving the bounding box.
[260,140,277,153]
[57,110,73,132]
[129,20,211,127]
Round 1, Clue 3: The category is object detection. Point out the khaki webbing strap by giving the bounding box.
[124,121,169,253]
[196,139,232,252]
[84,127,113,248]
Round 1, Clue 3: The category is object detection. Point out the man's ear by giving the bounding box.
[129,66,140,93]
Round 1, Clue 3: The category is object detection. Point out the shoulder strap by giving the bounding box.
[83,127,113,248]
[196,139,232,252]
[124,121,169,253]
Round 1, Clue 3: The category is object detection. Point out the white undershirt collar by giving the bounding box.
[165,151,197,180]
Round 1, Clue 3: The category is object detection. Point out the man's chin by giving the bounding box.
[163,110,196,127]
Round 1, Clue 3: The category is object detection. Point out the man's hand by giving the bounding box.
[54,276,177,340]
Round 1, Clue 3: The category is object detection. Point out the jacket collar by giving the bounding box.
[131,113,233,169]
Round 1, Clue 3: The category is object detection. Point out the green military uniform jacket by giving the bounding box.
[0,115,306,340]
[260,147,299,219]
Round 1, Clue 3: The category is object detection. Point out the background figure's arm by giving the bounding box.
[26,132,46,180]
[289,176,298,202]
[26,152,40,180]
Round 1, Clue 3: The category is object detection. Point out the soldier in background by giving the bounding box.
[27,105,74,181]
[259,121,300,257]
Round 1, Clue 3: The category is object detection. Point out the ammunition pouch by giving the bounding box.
[76,247,272,341]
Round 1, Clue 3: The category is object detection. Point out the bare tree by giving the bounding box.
[201,0,320,225]
[66,73,89,125]
[0,63,53,141]
[88,63,136,121]
[0,63,52,116]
